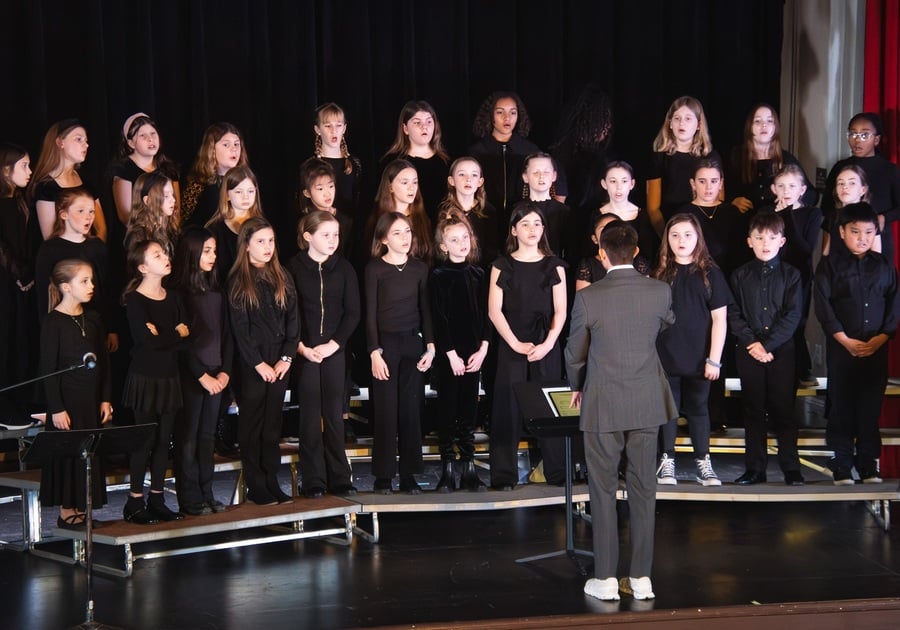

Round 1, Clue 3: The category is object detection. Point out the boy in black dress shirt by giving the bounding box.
[728,213,804,485]
[814,203,899,484]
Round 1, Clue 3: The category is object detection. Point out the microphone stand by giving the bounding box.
[0,357,95,394]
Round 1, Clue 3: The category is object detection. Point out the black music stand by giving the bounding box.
[513,380,592,575]
[24,424,156,629]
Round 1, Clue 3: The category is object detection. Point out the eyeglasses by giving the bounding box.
[847,131,874,141]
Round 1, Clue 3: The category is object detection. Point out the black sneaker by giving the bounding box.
[399,475,422,495]
[859,469,883,484]
[181,503,213,516]
[833,467,854,485]
[373,478,393,494]
[206,499,228,513]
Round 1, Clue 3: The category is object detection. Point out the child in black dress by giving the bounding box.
[366,212,435,494]
[122,239,189,523]
[0,143,36,418]
[521,153,574,264]
[366,160,433,262]
[288,211,360,498]
[312,103,362,222]
[430,213,490,492]
[297,158,353,257]
[171,227,233,515]
[488,204,568,490]
[437,157,499,268]
[124,171,179,258]
[40,260,112,529]
[228,217,300,505]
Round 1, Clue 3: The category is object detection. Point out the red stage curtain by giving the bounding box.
[863,0,900,476]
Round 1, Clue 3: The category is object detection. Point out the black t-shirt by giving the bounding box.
[648,149,723,222]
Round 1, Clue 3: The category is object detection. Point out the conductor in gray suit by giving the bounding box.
[565,222,677,601]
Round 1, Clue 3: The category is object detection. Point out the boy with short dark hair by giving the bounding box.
[814,202,899,484]
[728,212,805,485]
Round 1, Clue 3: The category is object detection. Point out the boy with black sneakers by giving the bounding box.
[814,203,899,484]
[728,213,805,485]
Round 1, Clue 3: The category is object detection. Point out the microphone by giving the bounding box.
[83,352,98,370]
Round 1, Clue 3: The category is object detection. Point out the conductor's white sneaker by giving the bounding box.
[584,577,620,601]
[629,576,655,600]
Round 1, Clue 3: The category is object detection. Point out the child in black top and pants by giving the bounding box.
[728,213,805,485]
[814,203,899,484]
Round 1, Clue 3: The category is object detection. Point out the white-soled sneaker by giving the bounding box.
[695,454,722,486]
[584,577,620,601]
[656,453,677,485]
[629,576,656,600]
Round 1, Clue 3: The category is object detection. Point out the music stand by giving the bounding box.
[513,380,592,576]
[24,424,156,629]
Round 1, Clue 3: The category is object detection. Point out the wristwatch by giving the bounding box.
[280,355,293,364]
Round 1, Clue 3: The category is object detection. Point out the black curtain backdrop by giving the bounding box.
[0,0,784,247]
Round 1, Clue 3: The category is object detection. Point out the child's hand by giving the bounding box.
[516,341,536,356]
[447,351,466,376]
[774,197,787,212]
[704,363,721,381]
[273,359,292,380]
[416,350,434,373]
[465,345,488,373]
[51,411,71,430]
[215,372,230,389]
[175,323,190,338]
[107,332,119,352]
[17,279,34,292]
[733,197,753,213]
[746,341,771,363]
[526,341,550,363]
[255,361,277,383]
[313,340,340,360]
[199,373,223,395]
[858,334,889,357]
[145,322,158,336]
[300,344,322,363]
[100,402,113,424]
[371,352,390,381]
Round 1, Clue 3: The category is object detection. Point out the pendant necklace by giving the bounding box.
[70,313,86,337]
[698,204,719,220]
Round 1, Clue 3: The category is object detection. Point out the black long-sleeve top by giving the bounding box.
[469,135,541,217]
[125,290,189,377]
[0,197,32,284]
[287,250,360,349]
[365,257,433,353]
[756,206,822,285]
[814,248,899,341]
[429,261,490,358]
[649,149,723,222]
[728,257,803,352]
[177,287,234,379]
[228,273,300,366]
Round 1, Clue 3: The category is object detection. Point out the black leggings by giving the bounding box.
[130,410,176,494]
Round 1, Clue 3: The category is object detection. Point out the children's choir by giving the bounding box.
[2,97,898,530]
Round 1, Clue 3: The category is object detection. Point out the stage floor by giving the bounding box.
[1,454,899,628]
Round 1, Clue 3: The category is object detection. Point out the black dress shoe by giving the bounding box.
[331,485,358,497]
[206,499,228,513]
[274,491,294,504]
[302,487,325,499]
[57,514,86,531]
[246,490,278,506]
[373,478,393,494]
[148,500,185,522]
[124,506,159,525]
[734,470,767,485]
[182,503,213,516]
[784,470,805,485]
[491,484,515,492]
[399,475,422,495]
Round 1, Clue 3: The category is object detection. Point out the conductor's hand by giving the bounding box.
[570,391,582,410]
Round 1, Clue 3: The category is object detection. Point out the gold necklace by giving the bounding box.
[697,204,719,220]
[70,313,86,337]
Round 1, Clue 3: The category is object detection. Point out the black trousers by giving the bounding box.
[735,343,800,473]
[660,375,711,457]
[175,364,222,507]
[236,348,291,498]
[490,342,565,487]
[370,330,425,480]
[295,350,352,491]
[825,340,887,472]
[435,354,480,459]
